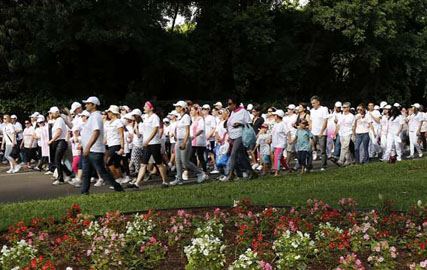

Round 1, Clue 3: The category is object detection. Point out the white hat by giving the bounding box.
[36,115,45,122]
[124,113,134,120]
[11,114,17,119]
[380,101,388,109]
[79,110,90,117]
[131,109,142,116]
[163,118,170,123]
[393,103,401,107]
[48,106,60,114]
[374,105,380,110]
[202,104,211,110]
[70,102,82,113]
[384,105,392,109]
[287,104,296,110]
[239,103,244,108]
[412,103,421,109]
[30,112,40,118]
[120,105,130,112]
[334,101,342,108]
[106,105,120,114]
[273,109,285,118]
[170,110,180,117]
[214,101,223,107]
[82,96,101,106]
[173,101,187,109]
[247,104,253,111]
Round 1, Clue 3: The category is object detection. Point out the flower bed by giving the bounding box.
[1,198,426,269]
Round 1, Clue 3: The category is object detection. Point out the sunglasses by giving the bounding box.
[268,110,273,113]
[228,103,233,106]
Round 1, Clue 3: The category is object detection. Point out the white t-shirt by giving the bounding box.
[216,120,227,141]
[169,121,177,144]
[367,110,381,130]
[105,119,124,147]
[72,116,84,132]
[355,114,371,134]
[52,117,67,140]
[23,126,36,148]
[14,122,23,140]
[3,123,15,145]
[204,115,216,141]
[142,113,161,145]
[227,108,251,140]
[408,113,423,132]
[81,111,105,153]
[271,121,289,149]
[310,106,329,136]
[284,114,298,136]
[132,122,144,148]
[338,113,355,137]
[380,115,389,136]
[388,115,405,135]
[176,114,191,140]
[34,127,42,147]
[190,117,206,147]
[421,112,427,132]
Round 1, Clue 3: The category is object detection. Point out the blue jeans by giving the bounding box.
[81,152,123,194]
[333,134,341,158]
[355,133,369,164]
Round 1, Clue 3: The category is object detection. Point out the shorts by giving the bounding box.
[106,145,122,168]
[297,151,310,167]
[261,154,270,164]
[142,144,163,165]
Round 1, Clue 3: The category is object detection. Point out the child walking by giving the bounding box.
[292,120,315,174]
[255,123,271,176]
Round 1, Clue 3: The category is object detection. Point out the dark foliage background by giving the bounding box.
[0,0,426,116]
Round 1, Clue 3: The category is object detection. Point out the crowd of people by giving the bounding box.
[0,95,426,194]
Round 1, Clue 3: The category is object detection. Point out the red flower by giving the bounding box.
[31,258,37,268]
[421,242,426,250]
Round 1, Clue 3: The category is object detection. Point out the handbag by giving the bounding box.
[242,124,256,148]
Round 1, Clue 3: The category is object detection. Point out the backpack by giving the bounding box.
[242,124,256,148]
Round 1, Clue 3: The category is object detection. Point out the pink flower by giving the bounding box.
[86,250,92,256]
[420,260,427,267]
[150,237,157,243]
[258,261,272,270]
[355,259,362,266]
[363,234,370,240]
[177,210,185,217]
[378,257,384,263]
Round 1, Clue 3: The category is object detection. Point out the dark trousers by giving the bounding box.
[308,135,327,169]
[52,140,72,181]
[81,152,124,194]
[228,137,251,175]
[333,134,341,158]
[190,146,207,172]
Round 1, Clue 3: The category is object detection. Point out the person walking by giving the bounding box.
[353,104,375,164]
[80,96,124,195]
[1,115,20,173]
[335,102,354,166]
[383,106,405,161]
[308,96,329,171]
[407,103,424,158]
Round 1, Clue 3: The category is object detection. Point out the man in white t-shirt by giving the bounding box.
[308,96,329,170]
[335,102,354,166]
[11,115,24,163]
[367,102,382,158]
[202,104,217,170]
[80,96,124,195]
[330,101,342,161]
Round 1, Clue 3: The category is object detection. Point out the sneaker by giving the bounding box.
[45,171,53,175]
[242,172,249,179]
[13,165,21,173]
[115,178,123,184]
[143,174,151,182]
[33,167,41,171]
[320,168,326,171]
[109,186,114,190]
[90,177,96,183]
[313,151,318,161]
[169,178,183,186]
[408,155,415,159]
[396,157,402,161]
[52,180,64,186]
[171,166,176,172]
[6,168,13,174]
[251,163,259,170]
[64,176,72,183]
[127,183,140,189]
[121,177,132,185]
[161,183,169,188]
[210,169,220,174]
[94,179,105,187]
[197,172,208,183]
[182,171,189,181]
[419,153,423,158]
[218,175,228,182]
[26,165,32,170]
[70,179,82,187]
[256,165,263,171]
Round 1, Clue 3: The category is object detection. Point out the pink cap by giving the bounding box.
[145,101,154,109]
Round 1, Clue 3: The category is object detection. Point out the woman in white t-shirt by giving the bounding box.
[383,106,405,161]
[130,113,144,175]
[190,104,208,173]
[379,105,391,155]
[270,110,290,176]
[1,115,20,173]
[407,106,424,158]
[104,105,125,182]
[33,115,49,171]
[353,104,375,164]
[48,107,73,185]
[167,112,179,170]
[21,120,38,169]
[131,101,168,188]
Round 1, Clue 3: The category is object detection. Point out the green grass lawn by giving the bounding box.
[1,158,426,231]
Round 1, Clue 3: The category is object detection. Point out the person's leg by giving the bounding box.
[235,137,252,174]
[394,135,403,160]
[80,155,93,194]
[151,145,168,184]
[227,139,240,179]
[354,134,362,164]
[383,134,394,161]
[135,146,151,185]
[72,155,79,174]
[339,135,349,165]
[362,133,370,163]
[174,141,184,180]
[273,148,282,176]
[196,147,207,172]
[319,135,327,168]
[409,131,416,157]
[307,136,319,169]
[91,153,123,191]
[333,134,341,159]
[5,144,16,169]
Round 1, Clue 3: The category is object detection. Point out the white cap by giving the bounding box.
[173,101,187,109]
[120,105,130,112]
[247,104,253,111]
[374,105,380,110]
[106,105,120,114]
[70,102,82,113]
[11,114,17,119]
[82,96,101,106]
[202,104,211,110]
[48,106,60,114]
[239,103,244,108]
[412,103,421,109]
[163,118,170,123]
[273,109,285,118]
[36,115,45,122]
[170,110,180,117]
[384,105,392,109]
[214,102,223,107]
[30,112,40,118]
[124,113,134,120]
[334,101,342,108]
[380,101,388,109]
[287,104,296,110]
[131,109,142,116]
[79,110,90,117]
[393,103,401,107]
